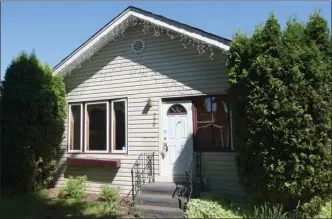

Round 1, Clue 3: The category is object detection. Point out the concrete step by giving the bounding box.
[135,193,185,209]
[140,182,184,195]
[136,204,184,218]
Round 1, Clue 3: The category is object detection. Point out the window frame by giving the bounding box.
[111,99,128,154]
[84,101,110,153]
[68,103,83,153]
[193,95,234,152]
[67,99,128,154]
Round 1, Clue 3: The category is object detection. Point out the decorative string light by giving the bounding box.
[121,23,125,36]
[209,45,214,60]
[59,16,220,77]
[182,36,188,49]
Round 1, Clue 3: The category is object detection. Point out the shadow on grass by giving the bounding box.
[0,192,120,219]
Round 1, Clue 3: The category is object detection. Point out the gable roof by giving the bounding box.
[53,6,231,76]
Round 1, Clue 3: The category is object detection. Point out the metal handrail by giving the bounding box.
[131,152,155,201]
[172,152,195,203]
[185,153,194,202]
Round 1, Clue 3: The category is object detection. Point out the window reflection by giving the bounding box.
[194,96,230,150]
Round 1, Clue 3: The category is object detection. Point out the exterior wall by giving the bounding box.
[201,152,244,198]
[55,25,241,197]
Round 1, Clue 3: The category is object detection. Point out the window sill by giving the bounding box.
[67,157,121,168]
[112,150,128,154]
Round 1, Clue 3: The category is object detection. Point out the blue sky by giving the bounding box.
[1,1,331,79]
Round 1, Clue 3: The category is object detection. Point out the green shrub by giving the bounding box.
[98,185,120,203]
[185,194,241,218]
[59,175,87,200]
[227,11,332,215]
[244,203,288,219]
[84,202,120,217]
[1,52,67,194]
[185,194,331,219]
[315,201,332,219]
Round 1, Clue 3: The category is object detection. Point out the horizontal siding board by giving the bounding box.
[78,43,224,71]
[68,75,225,95]
[66,87,226,102]
[57,25,232,197]
[201,152,243,197]
[128,132,159,138]
[69,67,225,87]
[68,76,226,95]
[68,54,225,77]
[89,48,223,70]
[67,80,227,98]
[127,141,158,146]
[128,120,159,125]
[128,121,159,129]
[67,62,226,85]
[128,137,159,142]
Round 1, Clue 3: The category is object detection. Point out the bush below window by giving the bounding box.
[59,175,87,200]
[98,185,120,203]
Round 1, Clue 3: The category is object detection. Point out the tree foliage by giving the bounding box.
[227,11,332,216]
[1,52,67,194]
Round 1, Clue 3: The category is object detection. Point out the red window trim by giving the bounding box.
[67,157,121,168]
[192,95,233,152]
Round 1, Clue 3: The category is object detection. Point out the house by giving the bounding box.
[53,6,244,203]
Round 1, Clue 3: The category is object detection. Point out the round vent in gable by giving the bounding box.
[131,39,145,53]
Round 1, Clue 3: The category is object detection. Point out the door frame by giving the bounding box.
[156,99,193,182]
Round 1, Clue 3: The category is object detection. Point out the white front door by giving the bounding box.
[162,101,193,177]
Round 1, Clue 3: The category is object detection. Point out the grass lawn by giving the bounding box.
[0,190,129,219]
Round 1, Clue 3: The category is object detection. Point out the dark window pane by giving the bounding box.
[194,95,231,150]
[70,105,81,150]
[196,97,212,122]
[196,123,213,149]
[167,104,187,115]
[86,103,107,151]
[113,101,126,151]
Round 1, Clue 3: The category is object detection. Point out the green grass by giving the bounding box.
[0,190,122,219]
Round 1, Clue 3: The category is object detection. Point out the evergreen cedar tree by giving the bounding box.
[227,11,332,216]
[1,52,67,194]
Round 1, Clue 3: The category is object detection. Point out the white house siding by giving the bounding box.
[200,152,244,198]
[55,26,241,197]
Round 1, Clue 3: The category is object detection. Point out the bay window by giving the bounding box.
[193,95,232,151]
[67,99,127,153]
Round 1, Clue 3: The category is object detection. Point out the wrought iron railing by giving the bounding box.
[131,152,155,201]
[185,153,194,202]
[172,152,195,203]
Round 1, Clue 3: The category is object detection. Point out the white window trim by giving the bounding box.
[111,99,128,154]
[84,101,110,153]
[68,103,83,153]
